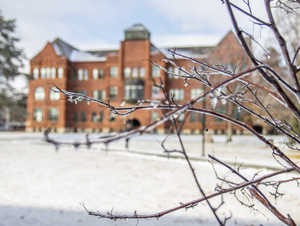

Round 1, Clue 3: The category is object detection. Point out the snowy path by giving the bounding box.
[0,133,299,226]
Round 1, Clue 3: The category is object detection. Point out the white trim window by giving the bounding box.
[139,67,145,78]
[78,69,83,80]
[33,108,43,122]
[174,67,179,79]
[46,67,51,79]
[34,87,45,100]
[58,67,64,79]
[92,68,98,80]
[51,67,56,79]
[169,89,184,101]
[49,108,59,121]
[109,86,118,99]
[49,87,60,100]
[33,68,39,79]
[132,67,138,78]
[152,66,160,77]
[110,66,118,78]
[190,88,203,101]
[84,69,88,80]
[40,68,46,79]
[93,90,106,100]
[124,67,131,78]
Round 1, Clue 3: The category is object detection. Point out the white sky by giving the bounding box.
[1,0,267,76]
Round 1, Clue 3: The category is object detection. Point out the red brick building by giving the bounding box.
[26,24,250,134]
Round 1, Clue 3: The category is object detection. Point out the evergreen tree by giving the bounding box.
[0,11,26,128]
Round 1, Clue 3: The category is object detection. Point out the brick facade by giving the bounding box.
[26,24,251,134]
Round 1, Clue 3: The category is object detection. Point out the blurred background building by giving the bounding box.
[26,24,251,134]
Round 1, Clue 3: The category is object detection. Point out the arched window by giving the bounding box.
[124,67,131,78]
[51,67,56,79]
[33,68,39,79]
[40,68,46,79]
[139,67,145,78]
[58,67,64,79]
[78,69,83,80]
[132,67,138,78]
[34,87,45,100]
[92,68,98,80]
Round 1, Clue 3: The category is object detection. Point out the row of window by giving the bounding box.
[33,67,64,79]
[34,86,203,102]
[33,65,171,80]
[33,108,108,123]
[34,87,60,101]
[34,108,59,122]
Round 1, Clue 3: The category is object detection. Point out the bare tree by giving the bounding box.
[45,1,300,225]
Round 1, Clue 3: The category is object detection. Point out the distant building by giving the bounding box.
[26,24,251,134]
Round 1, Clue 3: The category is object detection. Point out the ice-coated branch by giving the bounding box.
[80,167,294,221]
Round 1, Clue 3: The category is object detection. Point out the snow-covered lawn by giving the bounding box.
[0,132,299,226]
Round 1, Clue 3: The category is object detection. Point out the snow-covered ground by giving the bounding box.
[0,132,299,226]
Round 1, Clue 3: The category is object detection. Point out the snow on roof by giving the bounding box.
[69,50,107,62]
[126,24,148,31]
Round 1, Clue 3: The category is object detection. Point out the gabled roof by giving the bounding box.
[51,38,118,62]
[52,38,78,59]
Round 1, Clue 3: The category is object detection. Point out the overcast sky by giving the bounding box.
[1,0,267,74]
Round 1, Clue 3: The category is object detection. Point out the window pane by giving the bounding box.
[132,67,138,78]
[81,112,86,122]
[152,66,160,77]
[33,68,39,79]
[51,67,56,79]
[151,111,159,122]
[99,69,104,79]
[84,69,88,80]
[174,67,179,79]
[109,112,116,121]
[168,67,173,79]
[110,86,118,99]
[46,67,51,79]
[78,69,83,80]
[124,67,131,78]
[190,112,196,123]
[92,112,97,122]
[49,87,60,100]
[110,66,118,78]
[139,67,145,78]
[49,108,58,121]
[169,89,184,101]
[92,68,98,80]
[58,67,64,79]
[73,112,78,122]
[34,108,43,122]
[34,87,45,100]
[40,68,46,79]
